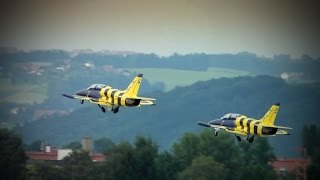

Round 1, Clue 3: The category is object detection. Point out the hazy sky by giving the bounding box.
[1,0,319,57]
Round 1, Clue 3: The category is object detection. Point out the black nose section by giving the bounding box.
[209,119,222,125]
[76,89,88,96]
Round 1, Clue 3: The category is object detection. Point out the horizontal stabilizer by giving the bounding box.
[140,100,156,106]
[274,125,293,130]
[62,93,75,99]
[276,129,290,135]
[197,122,211,128]
[264,125,293,130]
[136,97,156,101]
[131,96,156,106]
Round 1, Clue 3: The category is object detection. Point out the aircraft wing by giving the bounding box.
[227,130,247,136]
[198,121,248,136]
[197,122,227,130]
[62,93,98,102]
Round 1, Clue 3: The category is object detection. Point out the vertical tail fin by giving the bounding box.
[125,74,143,97]
[260,103,280,125]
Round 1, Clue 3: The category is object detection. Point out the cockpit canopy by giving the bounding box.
[221,113,241,120]
[87,84,106,90]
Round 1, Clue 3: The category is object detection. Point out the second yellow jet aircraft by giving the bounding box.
[198,103,292,143]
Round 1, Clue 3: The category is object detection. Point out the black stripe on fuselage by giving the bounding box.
[118,93,124,106]
[111,90,117,105]
[246,119,253,134]
[104,89,110,96]
[254,122,261,134]
[239,118,245,129]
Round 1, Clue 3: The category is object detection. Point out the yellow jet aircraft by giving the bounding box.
[198,103,292,143]
[62,74,156,113]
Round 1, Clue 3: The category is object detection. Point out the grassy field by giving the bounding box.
[0,78,48,104]
[127,68,252,91]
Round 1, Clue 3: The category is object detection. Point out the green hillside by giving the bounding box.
[127,68,252,91]
[17,76,320,157]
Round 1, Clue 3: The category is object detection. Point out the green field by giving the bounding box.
[0,78,48,104]
[127,68,252,91]
[0,68,251,104]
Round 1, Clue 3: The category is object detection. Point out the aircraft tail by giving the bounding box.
[260,103,280,125]
[125,74,143,97]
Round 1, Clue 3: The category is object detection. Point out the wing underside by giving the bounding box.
[62,93,101,104]
[62,93,91,101]
[198,122,228,130]
[198,122,247,135]
[63,93,155,107]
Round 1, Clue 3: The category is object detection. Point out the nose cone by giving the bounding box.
[209,119,223,125]
[76,89,88,96]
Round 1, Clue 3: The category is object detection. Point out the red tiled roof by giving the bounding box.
[26,151,58,161]
[92,153,105,162]
[272,158,307,171]
[26,151,105,162]
[271,158,307,180]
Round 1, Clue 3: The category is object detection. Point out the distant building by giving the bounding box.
[57,149,73,160]
[20,62,53,75]
[82,137,93,155]
[92,153,105,162]
[26,138,105,164]
[27,148,58,161]
[26,146,70,161]
[271,158,308,180]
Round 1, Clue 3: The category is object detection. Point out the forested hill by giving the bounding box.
[17,75,320,157]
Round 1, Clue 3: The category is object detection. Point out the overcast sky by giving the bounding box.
[1,0,319,57]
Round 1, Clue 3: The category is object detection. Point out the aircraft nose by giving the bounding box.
[209,119,222,125]
[76,89,88,96]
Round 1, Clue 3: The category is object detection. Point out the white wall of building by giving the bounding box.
[57,149,72,160]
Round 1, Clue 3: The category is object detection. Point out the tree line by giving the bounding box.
[3,126,320,179]
[1,128,280,180]
[1,50,320,80]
